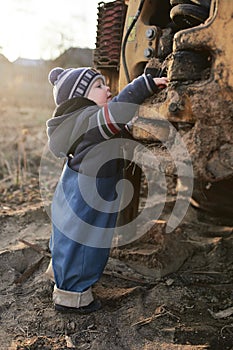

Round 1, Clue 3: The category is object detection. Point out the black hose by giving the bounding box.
[121,0,145,83]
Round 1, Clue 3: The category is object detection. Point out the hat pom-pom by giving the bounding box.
[48,67,64,85]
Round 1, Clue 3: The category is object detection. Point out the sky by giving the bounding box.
[0,0,112,62]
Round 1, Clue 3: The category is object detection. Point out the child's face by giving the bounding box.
[87,78,112,106]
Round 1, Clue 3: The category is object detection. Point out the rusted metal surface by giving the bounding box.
[96,0,233,273]
[94,0,126,69]
[117,0,233,223]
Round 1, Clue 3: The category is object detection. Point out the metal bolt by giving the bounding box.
[146,28,157,40]
[169,102,179,113]
[144,47,154,59]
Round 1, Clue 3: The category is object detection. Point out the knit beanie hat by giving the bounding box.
[48,67,105,106]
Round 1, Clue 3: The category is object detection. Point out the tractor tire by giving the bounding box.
[190,0,211,9]
[170,0,211,9]
[170,4,209,29]
[170,0,193,6]
[168,50,211,81]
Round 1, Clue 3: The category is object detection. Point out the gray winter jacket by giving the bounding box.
[46,74,159,176]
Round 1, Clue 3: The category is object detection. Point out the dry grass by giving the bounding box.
[0,105,52,213]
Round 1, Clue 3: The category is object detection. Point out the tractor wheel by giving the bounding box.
[170,0,193,6]
[170,0,211,9]
[190,0,211,9]
[170,4,209,29]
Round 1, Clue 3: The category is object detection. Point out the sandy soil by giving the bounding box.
[0,106,233,350]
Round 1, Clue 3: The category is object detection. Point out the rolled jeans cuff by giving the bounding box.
[44,259,54,281]
[53,285,94,308]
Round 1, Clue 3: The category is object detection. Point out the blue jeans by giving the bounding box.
[50,163,122,292]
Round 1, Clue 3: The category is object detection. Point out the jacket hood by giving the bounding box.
[46,97,97,158]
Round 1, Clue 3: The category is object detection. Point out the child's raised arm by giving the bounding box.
[96,74,168,140]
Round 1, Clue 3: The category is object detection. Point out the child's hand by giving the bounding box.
[153,77,168,89]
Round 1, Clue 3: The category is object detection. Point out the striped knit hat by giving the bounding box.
[48,67,105,106]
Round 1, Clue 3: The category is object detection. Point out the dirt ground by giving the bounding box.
[0,106,233,350]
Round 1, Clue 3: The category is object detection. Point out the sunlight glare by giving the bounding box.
[0,0,103,62]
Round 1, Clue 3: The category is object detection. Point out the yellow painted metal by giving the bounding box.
[119,0,159,89]
[117,0,233,130]
[173,0,233,90]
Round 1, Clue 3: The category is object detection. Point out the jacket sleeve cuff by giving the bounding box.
[143,74,159,95]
